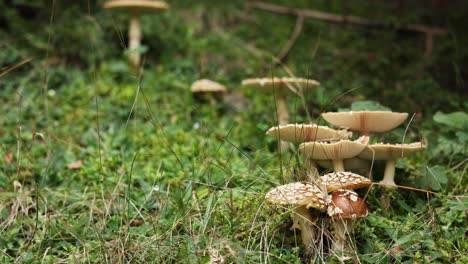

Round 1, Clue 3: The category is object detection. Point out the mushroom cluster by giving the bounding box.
[265,172,371,259]
[264,109,426,260]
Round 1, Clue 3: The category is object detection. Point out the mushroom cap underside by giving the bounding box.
[322,111,408,133]
[241,77,320,91]
[358,142,426,160]
[266,124,351,143]
[299,136,369,160]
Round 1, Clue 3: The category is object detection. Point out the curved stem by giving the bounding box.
[379,159,397,187]
[332,159,345,172]
[128,15,141,67]
[276,93,289,125]
[306,160,319,181]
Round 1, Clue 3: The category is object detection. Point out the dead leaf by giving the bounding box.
[67,160,83,170]
[3,150,14,164]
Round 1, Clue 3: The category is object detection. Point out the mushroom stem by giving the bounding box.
[128,14,142,67]
[275,93,289,152]
[292,206,318,257]
[332,159,345,172]
[276,93,289,125]
[331,218,352,251]
[379,159,397,188]
[306,160,319,181]
[331,218,357,261]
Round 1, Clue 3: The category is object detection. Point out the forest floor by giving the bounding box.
[0,0,466,263]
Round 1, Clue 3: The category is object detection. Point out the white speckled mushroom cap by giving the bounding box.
[318,171,371,192]
[299,136,369,160]
[358,142,426,160]
[241,77,319,91]
[266,124,351,143]
[190,79,227,93]
[265,182,327,211]
[103,0,169,13]
[321,111,408,133]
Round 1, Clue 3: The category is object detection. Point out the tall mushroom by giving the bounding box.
[299,136,369,172]
[327,190,368,259]
[358,142,426,187]
[321,111,408,136]
[242,77,319,151]
[103,0,169,67]
[265,182,327,257]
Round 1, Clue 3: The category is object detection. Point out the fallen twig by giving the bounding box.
[247,1,447,56]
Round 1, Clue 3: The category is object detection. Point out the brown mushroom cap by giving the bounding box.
[322,111,408,133]
[191,79,227,94]
[265,182,327,211]
[299,136,369,161]
[241,77,319,91]
[327,190,368,219]
[103,0,169,13]
[358,142,426,160]
[266,124,351,143]
[318,172,372,192]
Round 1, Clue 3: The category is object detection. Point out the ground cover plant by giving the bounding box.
[0,0,467,263]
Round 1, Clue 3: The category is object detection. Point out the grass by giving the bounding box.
[1,0,467,263]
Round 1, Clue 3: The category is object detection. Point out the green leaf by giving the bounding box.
[433,111,468,130]
[426,165,448,191]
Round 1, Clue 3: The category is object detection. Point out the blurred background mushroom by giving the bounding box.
[242,77,319,151]
[103,0,169,67]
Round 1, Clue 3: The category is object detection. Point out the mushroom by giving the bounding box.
[358,142,426,187]
[327,189,368,258]
[265,182,327,257]
[318,171,372,193]
[103,0,169,67]
[191,79,227,104]
[266,123,352,144]
[242,77,320,151]
[299,136,369,172]
[321,111,408,136]
[266,124,352,179]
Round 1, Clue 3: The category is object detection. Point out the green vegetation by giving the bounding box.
[1,0,466,263]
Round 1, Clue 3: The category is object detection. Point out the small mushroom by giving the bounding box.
[242,77,320,151]
[299,136,369,172]
[103,0,169,67]
[322,111,408,136]
[327,190,368,258]
[358,142,426,187]
[191,79,227,104]
[318,171,372,193]
[265,182,326,257]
